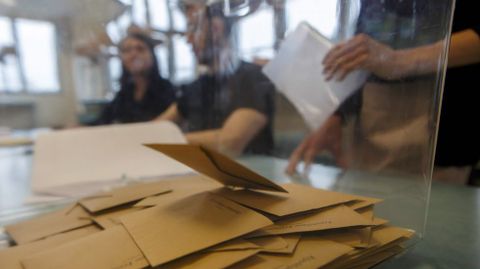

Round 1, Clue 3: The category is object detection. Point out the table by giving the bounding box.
[0,149,479,268]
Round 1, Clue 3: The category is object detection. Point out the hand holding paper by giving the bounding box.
[263,22,369,131]
[323,33,401,81]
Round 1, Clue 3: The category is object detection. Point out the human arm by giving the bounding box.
[286,114,346,175]
[447,28,480,67]
[186,108,267,157]
[154,103,183,123]
[323,29,480,81]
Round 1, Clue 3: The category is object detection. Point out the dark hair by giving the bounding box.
[180,1,234,37]
[118,33,163,90]
[206,3,235,36]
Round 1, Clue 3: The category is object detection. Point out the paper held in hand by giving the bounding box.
[263,22,369,130]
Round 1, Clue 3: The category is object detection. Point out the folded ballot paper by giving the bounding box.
[2,144,414,269]
[31,122,192,197]
[263,22,369,130]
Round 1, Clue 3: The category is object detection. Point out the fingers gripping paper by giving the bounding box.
[263,22,368,130]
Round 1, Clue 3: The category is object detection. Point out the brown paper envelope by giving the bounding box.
[354,227,373,248]
[134,176,222,208]
[145,144,287,192]
[354,236,410,261]
[338,226,414,265]
[91,206,144,229]
[120,192,273,267]
[134,175,221,207]
[347,197,383,211]
[214,183,357,217]
[5,204,92,245]
[250,205,372,237]
[208,238,260,252]
[345,245,404,269]
[228,255,270,269]
[249,237,353,269]
[247,235,289,252]
[351,206,374,248]
[21,225,148,269]
[258,234,302,254]
[80,180,172,213]
[370,226,414,246]
[316,228,370,248]
[200,146,287,192]
[372,217,389,226]
[327,245,404,269]
[134,188,213,208]
[0,225,100,269]
[158,249,259,269]
[357,206,374,220]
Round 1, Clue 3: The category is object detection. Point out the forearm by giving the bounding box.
[186,109,267,157]
[392,42,444,79]
[186,128,251,157]
[392,29,480,78]
[154,103,182,123]
[186,130,221,151]
[447,29,480,67]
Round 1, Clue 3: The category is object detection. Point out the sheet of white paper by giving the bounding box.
[263,22,369,130]
[30,179,127,199]
[32,121,191,196]
[23,194,67,205]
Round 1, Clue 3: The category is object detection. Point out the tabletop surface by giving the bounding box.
[0,146,479,269]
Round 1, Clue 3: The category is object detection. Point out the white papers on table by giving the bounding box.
[23,194,68,205]
[32,121,191,197]
[263,22,369,130]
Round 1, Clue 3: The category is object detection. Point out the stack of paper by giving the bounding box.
[1,145,414,269]
[31,122,192,198]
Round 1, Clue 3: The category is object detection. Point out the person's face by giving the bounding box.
[119,37,154,75]
[185,5,227,65]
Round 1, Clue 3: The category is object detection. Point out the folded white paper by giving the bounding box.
[32,121,191,196]
[263,22,368,130]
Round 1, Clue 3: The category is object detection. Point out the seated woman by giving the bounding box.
[156,1,275,157]
[93,32,175,125]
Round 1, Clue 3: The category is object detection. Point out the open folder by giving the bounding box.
[31,122,191,197]
[263,22,369,130]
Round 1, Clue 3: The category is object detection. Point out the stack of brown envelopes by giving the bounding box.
[0,145,414,269]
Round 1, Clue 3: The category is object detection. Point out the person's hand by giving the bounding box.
[286,115,347,175]
[323,34,399,81]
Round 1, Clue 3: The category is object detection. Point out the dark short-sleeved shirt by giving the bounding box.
[93,77,175,125]
[435,0,480,167]
[177,62,275,154]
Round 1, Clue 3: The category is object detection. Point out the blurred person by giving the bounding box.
[92,32,175,125]
[156,0,275,157]
[287,0,480,184]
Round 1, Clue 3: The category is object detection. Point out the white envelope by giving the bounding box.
[263,22,368,130]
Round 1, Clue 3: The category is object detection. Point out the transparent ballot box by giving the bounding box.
[0,0,456,268]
